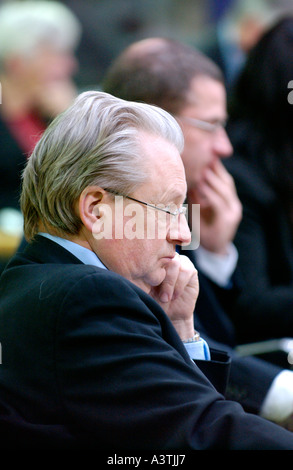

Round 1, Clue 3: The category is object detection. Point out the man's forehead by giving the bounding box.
[185,75,226,107]
[138,132,180,164]
[137,131,186,196]
[147,144,184,177]
[148,155,187,202]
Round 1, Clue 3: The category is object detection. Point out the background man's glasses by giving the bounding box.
[177,116,227,133]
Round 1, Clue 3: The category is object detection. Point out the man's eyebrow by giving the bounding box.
[162,190,187,205]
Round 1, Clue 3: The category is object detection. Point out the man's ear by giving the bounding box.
[78,186,105,232]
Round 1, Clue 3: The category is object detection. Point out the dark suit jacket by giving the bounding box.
[0,235,293,450]
[225,152,293,343]
[180,247,282,414]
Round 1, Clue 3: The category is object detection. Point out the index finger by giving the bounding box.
[157,253,181,303]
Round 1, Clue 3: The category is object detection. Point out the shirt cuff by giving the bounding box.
[194,243,238,287]
[260,370,293,422]
[184,337,211,361]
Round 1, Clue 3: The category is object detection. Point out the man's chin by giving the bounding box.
[149,267,168,288]
[131,266,169,294]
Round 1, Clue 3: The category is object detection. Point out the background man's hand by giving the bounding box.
[188,159,242,255]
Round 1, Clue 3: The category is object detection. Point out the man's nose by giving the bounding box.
[214,128,233,159]
[167,213,191,246]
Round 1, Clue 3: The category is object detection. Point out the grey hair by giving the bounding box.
[21,90,184,240]
[0,1,81,69]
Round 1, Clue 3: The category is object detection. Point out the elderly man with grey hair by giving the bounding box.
[0,91,293,450]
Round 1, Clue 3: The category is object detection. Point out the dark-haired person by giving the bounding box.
[225,17,293,344]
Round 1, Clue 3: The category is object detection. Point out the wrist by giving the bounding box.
[182,331,200,343]
[171,318,195,341]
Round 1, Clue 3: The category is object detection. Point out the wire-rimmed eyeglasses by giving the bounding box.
[105,189,187,218]
[177,115,227,133]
